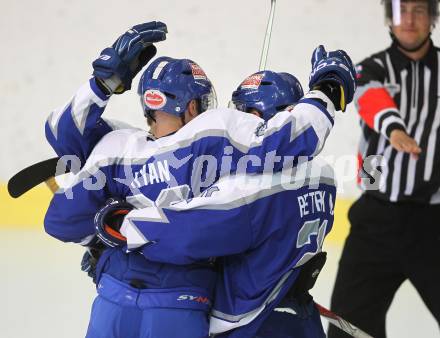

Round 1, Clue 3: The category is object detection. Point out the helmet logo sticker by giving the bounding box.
[144,90,167,110]
[240,74,264,90]
[190,63,208,80]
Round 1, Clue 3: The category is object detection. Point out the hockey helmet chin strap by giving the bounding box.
[145,109,156,123]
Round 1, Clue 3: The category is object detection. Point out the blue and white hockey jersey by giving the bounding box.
[44,78,336,312]
[118,159,336,337]
[44,78,335,243]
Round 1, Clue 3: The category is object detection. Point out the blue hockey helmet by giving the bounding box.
[231,71,304,121]
[138,56,217,118]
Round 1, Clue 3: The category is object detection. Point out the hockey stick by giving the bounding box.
[316,303,374,338]
[7,157,65,198]
[258,0,277,71]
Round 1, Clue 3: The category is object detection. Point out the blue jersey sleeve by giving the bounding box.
[44,180,108,243]
[120,160,337,265]
[125,202,254,265]
[43,130,133,243]
[45,78,114,164]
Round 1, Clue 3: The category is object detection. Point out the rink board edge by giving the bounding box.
[0,183,352,245]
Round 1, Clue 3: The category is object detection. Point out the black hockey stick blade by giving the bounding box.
[7,157,65,198]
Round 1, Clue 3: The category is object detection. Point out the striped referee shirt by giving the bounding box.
[355,40,440,204]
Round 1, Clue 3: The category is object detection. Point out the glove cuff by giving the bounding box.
[95,199,134,248]
[313,79,344,111]
[95,76,123,95]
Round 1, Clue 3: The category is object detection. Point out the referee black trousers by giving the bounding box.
[328,194,440,338]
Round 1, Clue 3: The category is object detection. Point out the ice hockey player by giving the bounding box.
[92,64,339,338]
[44,22,355,338]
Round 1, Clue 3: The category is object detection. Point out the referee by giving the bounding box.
[329,1,440,337]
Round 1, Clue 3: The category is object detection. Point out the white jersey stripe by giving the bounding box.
[405,65,430,195]
[385,52,396,84]
[379,145,393,194]
[399,69,408,120]
[47,98,72,140]
[209,269,293,334]
[430,186,440,204]
[389,69,409,201]
[373,57,384,69]
[70,81,108,135]
[424,52,440,181]
[373,108,400,134]
[390,152,403,201]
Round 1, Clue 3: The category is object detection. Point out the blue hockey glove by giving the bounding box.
[92,21,167,94]
[308,45,356,112]
[80,250,97,282]
[80,236,105,283]
[94,198,134,248]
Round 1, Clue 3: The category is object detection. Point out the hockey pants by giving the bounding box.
[85,274,209,338]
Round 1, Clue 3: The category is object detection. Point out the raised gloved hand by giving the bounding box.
[94,198,134,248]
[92,21,167,94]
[308,45,356,112]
